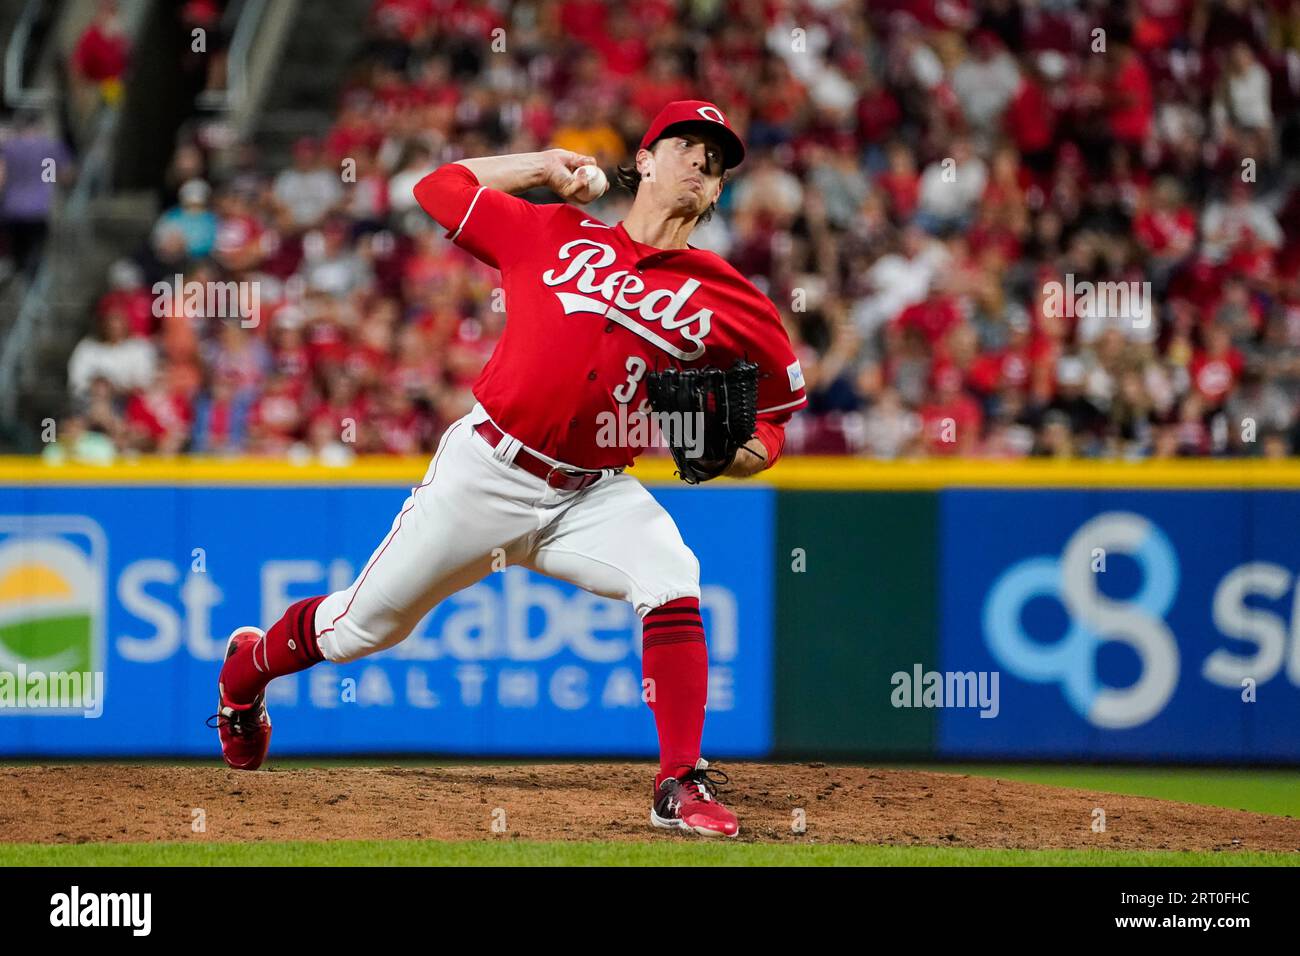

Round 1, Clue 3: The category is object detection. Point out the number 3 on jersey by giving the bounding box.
[612,355,648,405]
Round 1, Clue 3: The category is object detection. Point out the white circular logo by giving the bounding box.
[982,512,1180,729]
[696,106,726,125]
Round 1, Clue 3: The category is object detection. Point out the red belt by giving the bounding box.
[473,420,617,492]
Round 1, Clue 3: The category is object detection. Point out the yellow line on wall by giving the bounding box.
[3,455,1299,489]
[760,458,1300,490]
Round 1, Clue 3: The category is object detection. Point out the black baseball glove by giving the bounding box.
[643,359,762,484]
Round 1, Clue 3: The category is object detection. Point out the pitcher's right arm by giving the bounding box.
[412,149,597,268]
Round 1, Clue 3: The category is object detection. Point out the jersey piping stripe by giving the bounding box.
[318,421,464,640]
[449,186,488,241]
[757,396,808,415]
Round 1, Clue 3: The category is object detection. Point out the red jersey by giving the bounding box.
[413,163,807,469]
[1189,349,1243,404]
[72,24,129,83]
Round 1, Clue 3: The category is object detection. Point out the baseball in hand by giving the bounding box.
[570,164,608,203]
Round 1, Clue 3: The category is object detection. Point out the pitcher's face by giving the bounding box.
[637,131,726,220]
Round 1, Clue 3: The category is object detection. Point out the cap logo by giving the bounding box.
[696,106,726,125]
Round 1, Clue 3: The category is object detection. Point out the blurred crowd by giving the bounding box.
[48,0,1300,463]
[0,4,119,283]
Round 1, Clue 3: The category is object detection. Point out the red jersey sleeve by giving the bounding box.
[732,297,806,469]
[412,163,557,269]
[754,419,787,467]
[750,303,808,426]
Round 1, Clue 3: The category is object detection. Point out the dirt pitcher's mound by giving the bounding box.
[1,764,1297,852]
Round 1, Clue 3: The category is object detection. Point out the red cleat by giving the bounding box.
[651,758,740,837]
[207,627,272,771]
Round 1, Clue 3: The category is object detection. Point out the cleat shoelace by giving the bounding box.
[677,764,729,802]
[205,703,262,736]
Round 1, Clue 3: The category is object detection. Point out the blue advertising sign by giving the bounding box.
[0,483,774,757]
[939,490,1300,760]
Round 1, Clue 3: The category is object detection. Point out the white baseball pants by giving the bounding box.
[313,403,701,663]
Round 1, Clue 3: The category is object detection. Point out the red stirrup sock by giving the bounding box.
[221,596,326,706]
[641,596,709,790]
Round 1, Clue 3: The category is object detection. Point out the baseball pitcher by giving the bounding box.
[211,101,807,837]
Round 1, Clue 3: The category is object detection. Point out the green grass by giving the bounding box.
[0,840,1295,867]
[907,765,1300,818]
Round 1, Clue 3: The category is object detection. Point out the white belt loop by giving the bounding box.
[493,434,522,465]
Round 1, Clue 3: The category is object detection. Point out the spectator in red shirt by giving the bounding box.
[1189,325,1245,406]
[631,51,697,124]
[1134,177,1196,270]
[371,385,429,455]
[876,141,920,223]
[248,373,306,455]
[311,373,368,440]
[855,72,902,149]
[71,0,130,84]
[594,7,649,78]
[213,187,270,273]
[1107,41,1154,148]
[918,361,983,456]
[70,0,131,123]
[895,285,964,347]
[1004,54,1058,170]
[1134,0,1192,51]
[97,260,154,338]
[326,94,384,163]
[124,363,194,455]
[559,0,609,46]
[970,326,1034,397]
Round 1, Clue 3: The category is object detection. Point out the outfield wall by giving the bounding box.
[1,457,1298,763]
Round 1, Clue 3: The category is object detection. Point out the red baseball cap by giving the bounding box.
[640,100,746,170]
